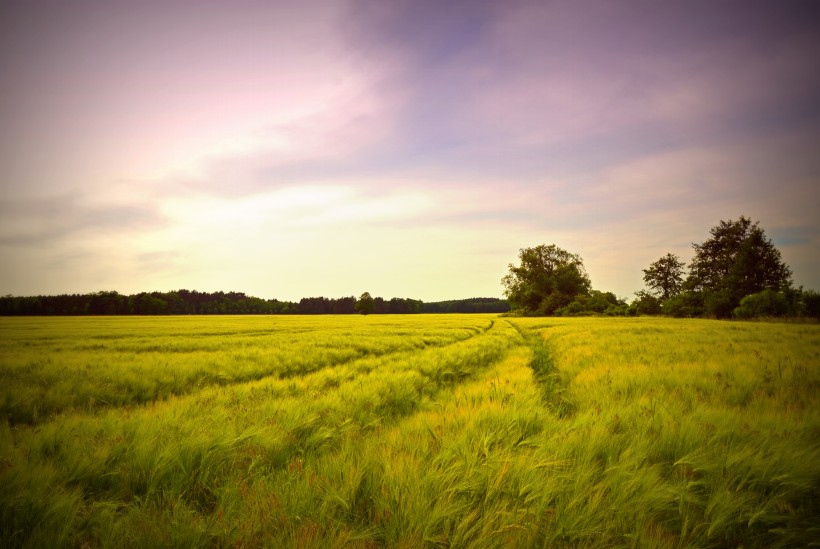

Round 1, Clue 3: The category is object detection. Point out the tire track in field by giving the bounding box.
[158,316,519,518]
[270,339,544,546]
[1,320,516,517]
[2,319,498,426]
[205,317,497,390]
[506,319,576,418]
[232,317,504,414]
[213,319,511,460]
[246,320,515,464]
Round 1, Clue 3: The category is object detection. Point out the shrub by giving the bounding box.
[662,291,704,318]
[603,304,627,316]
[555,299,589,317]
[554,291,624,317]
[631,291,662,315]
[703,289,735,319]
[801,290,820,319]
[733,289,789,319]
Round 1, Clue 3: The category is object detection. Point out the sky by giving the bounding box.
[1,0,819,302]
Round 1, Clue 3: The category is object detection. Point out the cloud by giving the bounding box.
[0,194,165,248]
[155,93,397,198]
[0,0,373,196]
[340,0,820,185]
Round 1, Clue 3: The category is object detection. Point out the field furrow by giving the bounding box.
[0,316,493,425]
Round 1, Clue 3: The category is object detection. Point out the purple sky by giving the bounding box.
[1,0,819,301]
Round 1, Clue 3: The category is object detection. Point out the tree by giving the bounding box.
[643,253,685,300]
[333,296,357,314]
[502,244,591,316]
[686,216,792,317]
[355,292,374,315]
[631,290,662,315]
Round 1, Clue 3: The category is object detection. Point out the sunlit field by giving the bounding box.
[1,315,818,547]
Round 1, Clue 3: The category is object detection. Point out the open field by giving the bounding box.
[1,315,818,547]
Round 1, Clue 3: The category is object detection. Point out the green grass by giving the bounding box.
[1,315,818,547]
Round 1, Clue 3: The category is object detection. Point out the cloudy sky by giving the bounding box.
[1,0,819,302]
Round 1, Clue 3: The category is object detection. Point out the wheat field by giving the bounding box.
[1,315,818,547]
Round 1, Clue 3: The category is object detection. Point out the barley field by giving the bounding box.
[1,315,818,547]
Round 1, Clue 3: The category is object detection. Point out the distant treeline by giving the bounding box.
[0,290,510,316]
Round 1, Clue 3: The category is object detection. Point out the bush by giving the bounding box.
[631,291,662,316]
[603,304,627,316]
[733,289,789,319]
[555,299,589,317]
[802,290,820,319]
[703,289,735,319]
[554,291,624,317]
[662,291,704,318]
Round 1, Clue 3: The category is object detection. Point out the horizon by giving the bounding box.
[2,0,819,302]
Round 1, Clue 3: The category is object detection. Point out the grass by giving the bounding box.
[1,315,818,547]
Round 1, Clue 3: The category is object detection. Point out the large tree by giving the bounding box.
[643,253,686,300]
[355,292,374,315]
[686,216,792,317]
[502,244,591,315]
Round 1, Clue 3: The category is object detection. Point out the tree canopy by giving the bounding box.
[355,292,375,315]
[0,291,501,316]
[685,216,792,317]
[502,244,591,316]
[504,217,810,319]
[643,253,685,300]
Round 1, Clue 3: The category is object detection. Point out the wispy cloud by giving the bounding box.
[0,194,165,248]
